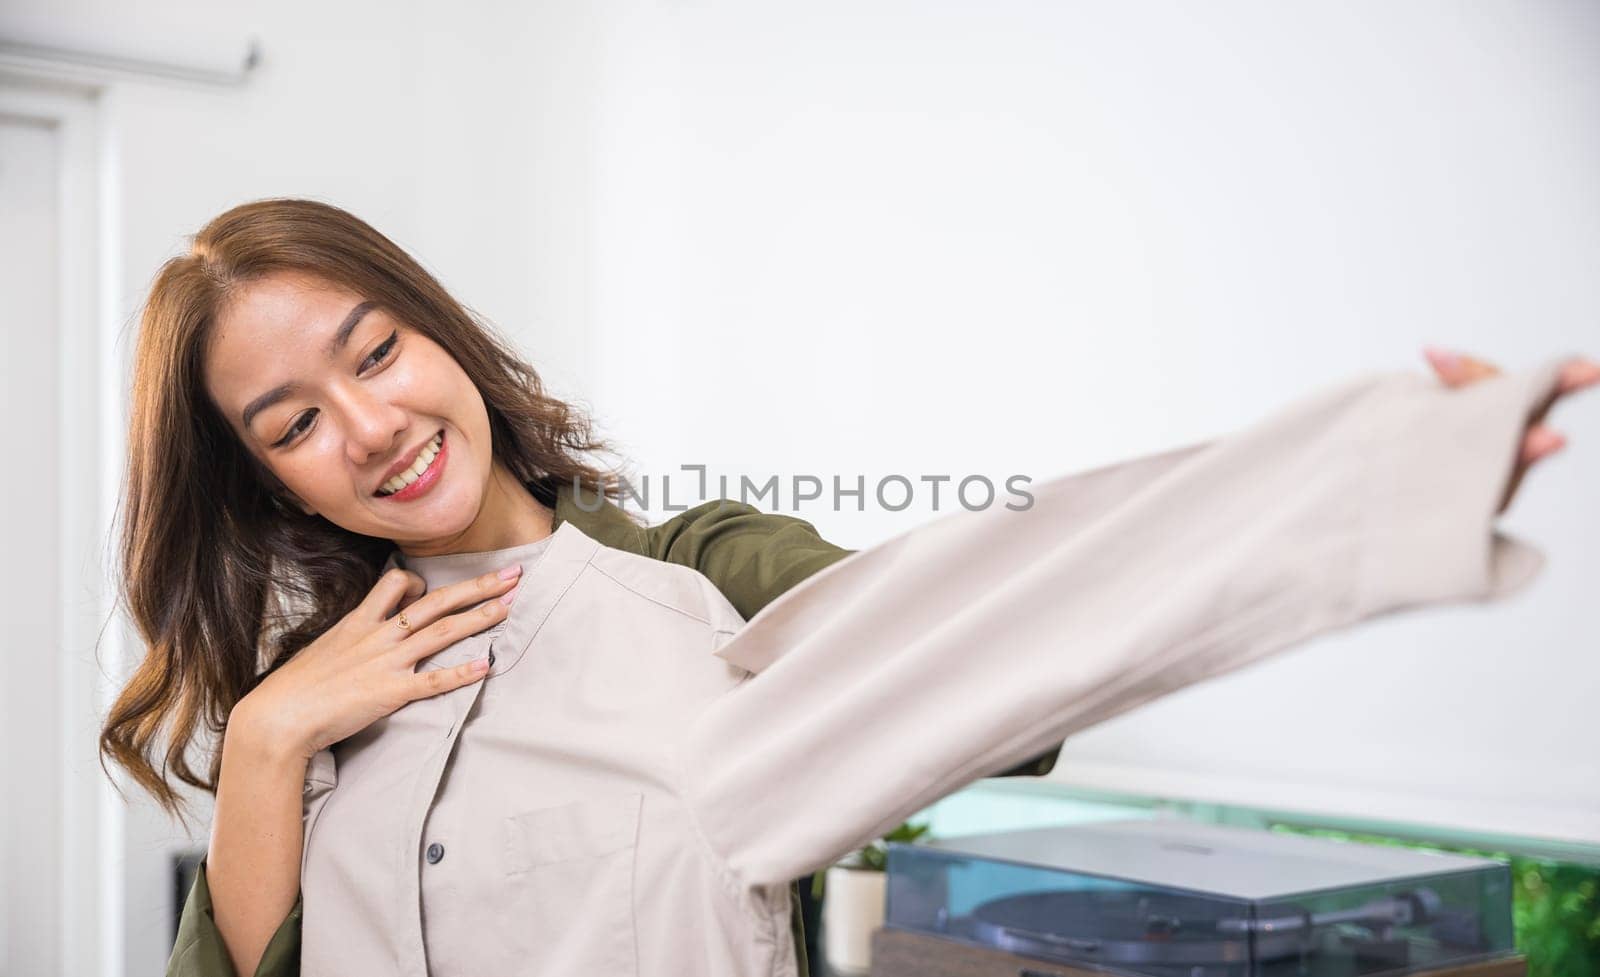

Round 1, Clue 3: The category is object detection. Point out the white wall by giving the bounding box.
[3,1,1598,973]
[569,0,1600,845]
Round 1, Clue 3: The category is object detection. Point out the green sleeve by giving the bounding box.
[167,859,301,977]
[636,499,856,620]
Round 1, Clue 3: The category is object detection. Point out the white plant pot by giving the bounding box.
[821,865,887,976]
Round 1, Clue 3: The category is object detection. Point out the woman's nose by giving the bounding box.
[333,386,408,464]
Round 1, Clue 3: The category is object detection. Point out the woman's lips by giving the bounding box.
[378,430,448,502]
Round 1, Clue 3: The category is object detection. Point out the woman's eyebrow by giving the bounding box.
[240,300,378,432]
[324,300,377,357]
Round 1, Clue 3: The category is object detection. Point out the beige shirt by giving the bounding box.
[298,358,1566,977]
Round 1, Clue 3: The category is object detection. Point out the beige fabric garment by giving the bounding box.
[298,358,1567,977]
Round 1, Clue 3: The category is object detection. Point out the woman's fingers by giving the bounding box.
[357,568,427,622]
[405,656,493,702]
[1421,347,1588,470]
[1558,358,1600,394]
[376,564,521,637]
[1422,346,1501,387]
[1520,424,1567,465]
[1419,347,1591,514]
[1522,356,1599,430]
[413,658,493,699]
[1425,347,1599,401]
[392,597,512,665]
[406,658,492,703]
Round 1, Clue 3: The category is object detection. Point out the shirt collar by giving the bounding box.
[380,519,600,676]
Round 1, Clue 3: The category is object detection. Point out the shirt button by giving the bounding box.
[425,842,445,864]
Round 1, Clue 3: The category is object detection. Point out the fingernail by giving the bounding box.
[498,564,523,580]
[471,656,491,673]
[1531,427,1566,452]
[499,582,521,605]
[1424,346,1460,369]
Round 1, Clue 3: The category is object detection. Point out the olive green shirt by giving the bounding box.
[167,487,1060,977]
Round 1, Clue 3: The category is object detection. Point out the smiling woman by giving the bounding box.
[103,199,630,812]
[108,198,1061,977]
[103,198,917,977]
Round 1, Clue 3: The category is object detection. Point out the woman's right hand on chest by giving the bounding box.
[230,563,524,760]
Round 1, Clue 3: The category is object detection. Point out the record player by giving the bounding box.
[876,819,1523,977]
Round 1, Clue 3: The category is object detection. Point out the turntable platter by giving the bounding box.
[969,889,1306,967]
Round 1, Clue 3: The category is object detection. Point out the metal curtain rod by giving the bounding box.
[0,35,261,87]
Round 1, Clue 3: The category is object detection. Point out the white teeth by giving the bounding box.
[378,432,443,496]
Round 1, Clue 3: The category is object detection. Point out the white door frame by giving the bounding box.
[0,79,126,977]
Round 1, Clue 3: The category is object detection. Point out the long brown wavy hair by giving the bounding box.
[101,197,627,816]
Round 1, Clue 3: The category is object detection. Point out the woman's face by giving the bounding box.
[203,270,494,546]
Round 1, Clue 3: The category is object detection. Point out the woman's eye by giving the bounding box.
[361,331,399,373]
[275,410,316,448]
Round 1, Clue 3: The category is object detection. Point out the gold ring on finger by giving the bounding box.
[396,611,412,632]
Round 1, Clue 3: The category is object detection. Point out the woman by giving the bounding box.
[105,197,1057,977]
[102,198,1595,977]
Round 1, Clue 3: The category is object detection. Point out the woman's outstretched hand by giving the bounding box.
[1421,346,1600,514]
[230,562,525,762]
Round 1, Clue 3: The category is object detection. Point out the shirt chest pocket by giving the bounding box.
[496,792,643,976]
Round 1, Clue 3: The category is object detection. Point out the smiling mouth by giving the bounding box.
[375,430,444,497]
